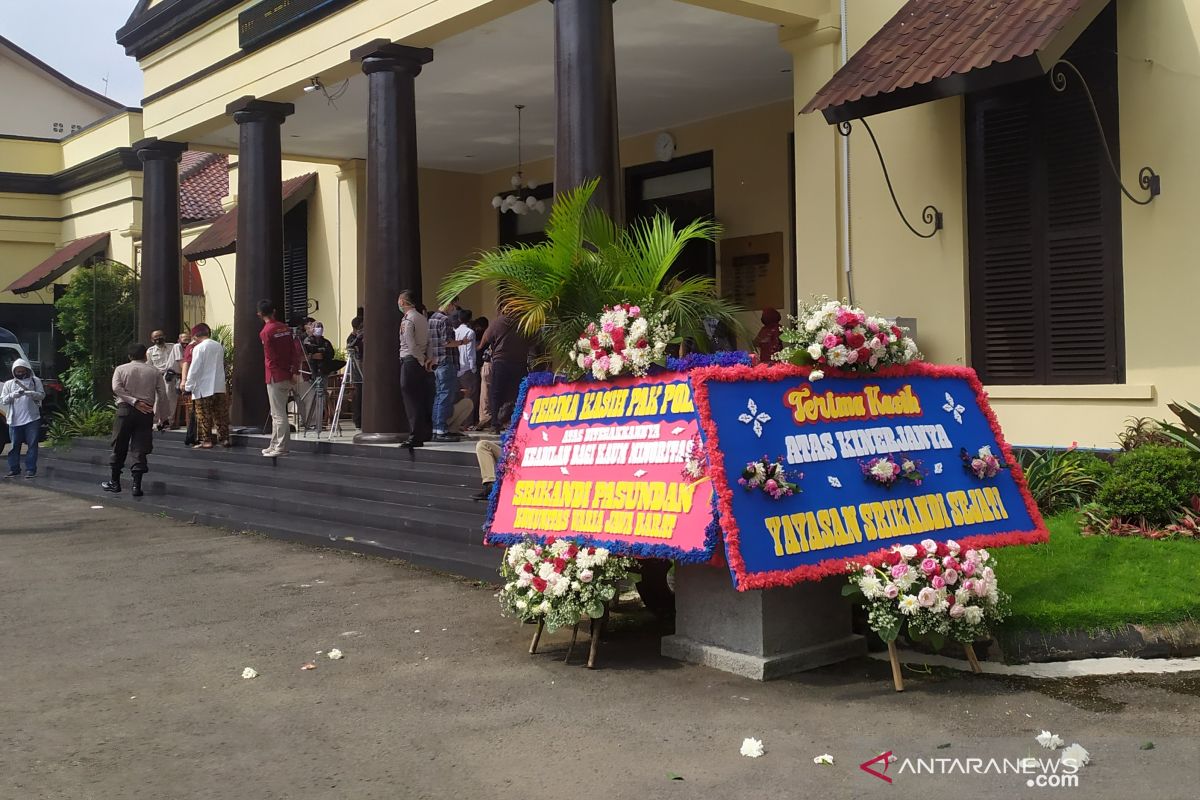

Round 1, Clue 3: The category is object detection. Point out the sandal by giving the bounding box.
[199,442,214,449]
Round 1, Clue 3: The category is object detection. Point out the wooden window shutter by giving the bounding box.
[282,201,309,323]
[966,4,1123,385]
[967,91,1043,383]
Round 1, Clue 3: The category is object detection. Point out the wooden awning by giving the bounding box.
[800,0,1110,123]
[183,173,316,261]
[5,232,110,294]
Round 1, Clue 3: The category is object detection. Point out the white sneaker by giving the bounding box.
[261,447,275,457]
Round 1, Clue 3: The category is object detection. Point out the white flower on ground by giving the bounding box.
[1036,731,1065,750]
[327,649,344,660]
[898,595,920,615]
[740,738,765,758]
[813,754,834,765]
[241,667,258,680]
[1061,743,1090,768]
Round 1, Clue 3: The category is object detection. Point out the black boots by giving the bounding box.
[101,468,122,494]
[131,474,144,498]
[472,482,493,501]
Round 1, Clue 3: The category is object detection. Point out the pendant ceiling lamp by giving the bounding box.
[491,104,545,215]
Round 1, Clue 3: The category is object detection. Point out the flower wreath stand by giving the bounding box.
[885,638,983,692]
[529,600,612,669]
[845,540,1009,692]
[501,539,635,670]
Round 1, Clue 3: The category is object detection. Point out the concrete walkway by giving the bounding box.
[3,485,1197,799]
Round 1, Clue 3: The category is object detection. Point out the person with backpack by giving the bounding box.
[1,358,44,478]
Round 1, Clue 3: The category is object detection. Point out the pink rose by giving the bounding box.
[836,309,863,327]
[962,560,977,577]
[884,584,899,599]
[983,566,995,581]
[582,356,594,368]
[867,321,880,333]
[917,587,937,608]
[931,575,946,589]
[889,564,909,580]
[949,603,966,619]
[601,321,615,334]
[629,306,641,317]
[942,556,960,571]
[943,568,959,586]
[920,539,938,555]
[920,557,938,575]
[823,333,841,349]
[764,479,778,492]
[964,549,978,563]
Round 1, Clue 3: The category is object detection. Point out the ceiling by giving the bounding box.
[194,0,793,173]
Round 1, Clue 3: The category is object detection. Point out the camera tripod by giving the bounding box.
[327,351,362,439]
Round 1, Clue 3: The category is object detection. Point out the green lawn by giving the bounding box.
[997,512,1200,633]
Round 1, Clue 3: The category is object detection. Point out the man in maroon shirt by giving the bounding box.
[257,299,301,457]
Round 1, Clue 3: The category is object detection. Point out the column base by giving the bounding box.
[661,633,865,681]
[661,564,866,681]
[353,432,409,445]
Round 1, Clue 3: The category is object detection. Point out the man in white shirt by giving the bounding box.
[1,358,44,478]
[147,329,183,429]
[455,309,478,427]
[182,323,229,448]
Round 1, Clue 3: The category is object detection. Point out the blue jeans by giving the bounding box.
[8,420,39,475]
[432,362,458,435]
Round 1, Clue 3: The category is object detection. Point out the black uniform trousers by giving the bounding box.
[110,403,154,476]
[400,356,432,444]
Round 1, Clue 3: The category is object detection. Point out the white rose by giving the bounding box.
[809,370,825,381]
[579,569,594,583]
[898,544,918,561]
[806,343,823,359]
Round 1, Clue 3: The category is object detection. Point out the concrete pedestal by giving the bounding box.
[661,565,866,680]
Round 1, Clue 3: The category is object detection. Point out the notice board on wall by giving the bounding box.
[719,232,785,308]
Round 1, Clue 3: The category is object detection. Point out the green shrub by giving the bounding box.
[1095,445,1200,525]
[1075,452,1113,486]
[47,401,114,447]
[1018,448,1104,515]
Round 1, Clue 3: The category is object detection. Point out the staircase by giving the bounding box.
[37,433,500,581]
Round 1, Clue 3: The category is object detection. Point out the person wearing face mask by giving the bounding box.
[397,289,431,448]
[147,329,184,430]
[1,358,45,478]
[298,320,336,431]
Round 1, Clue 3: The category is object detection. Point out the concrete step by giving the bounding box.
[32,470,502,583]
[55,437,486,488]
[44,461,486,543]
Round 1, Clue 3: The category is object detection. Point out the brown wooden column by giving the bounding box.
[551,0,622,220]
[134,137,187,344]
[226,96,294,429]
[351,40,433,444]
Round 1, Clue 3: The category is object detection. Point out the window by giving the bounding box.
[965,4,1122,385]
[282,202,309,323]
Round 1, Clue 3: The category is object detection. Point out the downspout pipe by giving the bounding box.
[839,0,854,304]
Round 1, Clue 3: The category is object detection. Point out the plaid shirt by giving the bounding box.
[427,311,460,369]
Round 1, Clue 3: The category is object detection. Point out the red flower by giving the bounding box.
[522,563,534,574]
[637,338,648,348]
[566,545,578,558]
[891,326,903,338]
[589,336,600,349]
[545,537,556,546]
[610,328,626,353]
[845,331,866,349]
[531,576,547,593]
[856,347,872,363]
[553,557,567,574]
[935,542,950,557]
[885,550,903,566]
[588,547,596,555]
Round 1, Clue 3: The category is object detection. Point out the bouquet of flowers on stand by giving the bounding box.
[572,303,674,381]
[739,456,800,500]
[776,297,922,380]
[499,538,637,632]
[844,539,1009,690]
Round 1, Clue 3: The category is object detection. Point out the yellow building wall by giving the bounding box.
[791,0,1200,448]
[471,101,795,334]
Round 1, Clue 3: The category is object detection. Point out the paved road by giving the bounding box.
[2,485,1198,799]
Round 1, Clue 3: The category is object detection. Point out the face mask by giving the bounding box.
[313,325,324,337]
[14,370,29,380]
[153,338,165,345]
